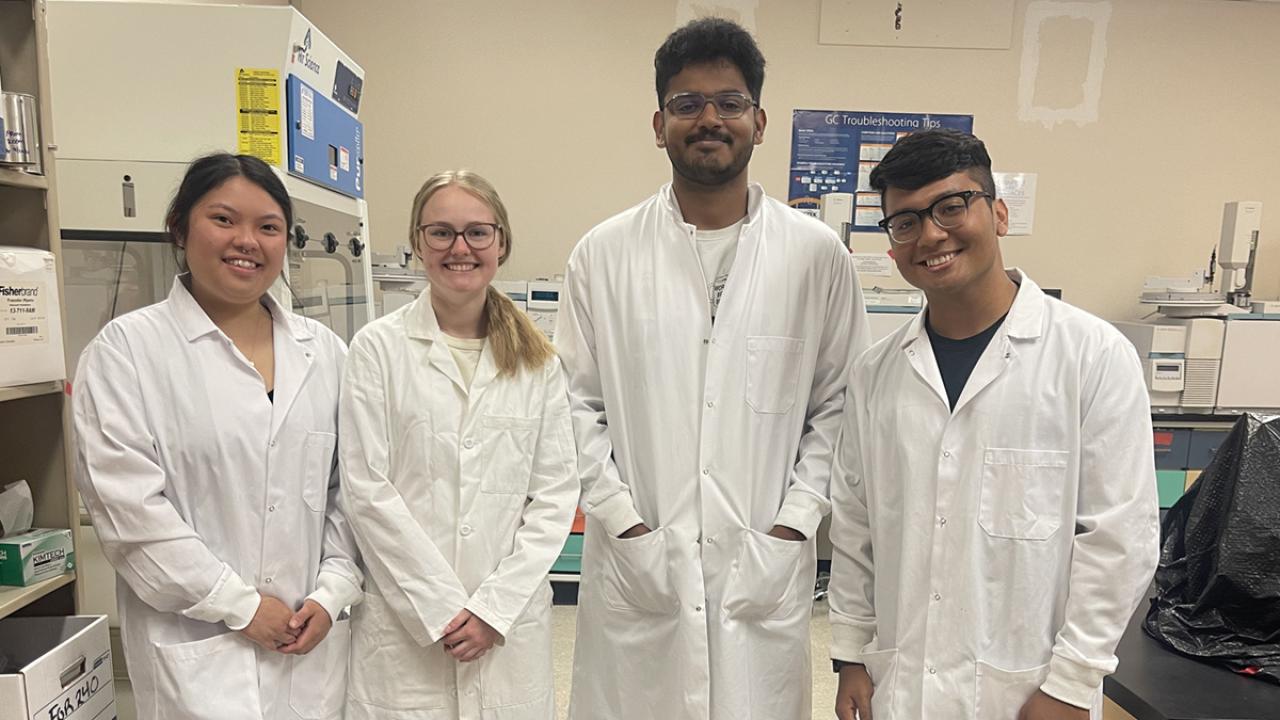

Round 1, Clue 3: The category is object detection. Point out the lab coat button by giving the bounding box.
[463,438,475,449]
[265,577,273,584]
[706,400,714,408]
[939,517,947,526]
[928,666,937,675]
[268,505,275,512]
[933,592,941,601]
[707,536,715,544]
[270,440,277,448]
[701,468,709,476]
[695,605,703,612]
[460,524,473,537]
[942,450,951,458]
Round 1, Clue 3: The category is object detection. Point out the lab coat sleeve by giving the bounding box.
[465,359,579,637]
[827,381,878,663]
[305,337,365,622]
[339,340,470,646]
[773,242,868,539]
[554,241,646,537]
[1040,335,1160,709]
[72,336,261,630]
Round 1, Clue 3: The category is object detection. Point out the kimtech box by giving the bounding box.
[0,615,116,720]
[0,528,75,587]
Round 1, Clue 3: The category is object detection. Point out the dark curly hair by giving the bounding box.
[654,17,766,107]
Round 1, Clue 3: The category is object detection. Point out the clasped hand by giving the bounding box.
[240,596,332,655]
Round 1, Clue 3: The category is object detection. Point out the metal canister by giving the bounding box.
[1,92,41,172]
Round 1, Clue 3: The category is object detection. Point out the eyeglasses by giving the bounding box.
[664,92,758,119]
[877,190,993,245]
[416,222,502,251]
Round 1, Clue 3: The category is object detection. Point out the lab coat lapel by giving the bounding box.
[268,305,316,442]
[900,312,949,408]
[468,342,500,400]
[951,334,1014,414]
[405,289,469,396]
[709,185,764,333]
[952,269,1044,414]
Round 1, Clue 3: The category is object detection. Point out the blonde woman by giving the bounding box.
[340,171,578,719]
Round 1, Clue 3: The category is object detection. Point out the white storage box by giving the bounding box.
[0,615,115,720]
[0,247,66,388]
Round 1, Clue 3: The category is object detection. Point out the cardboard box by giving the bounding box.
[0,246,67,388]
[0,615,116,720]
[0,528,75,587]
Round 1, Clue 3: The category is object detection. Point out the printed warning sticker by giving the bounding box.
[236,68,282,166]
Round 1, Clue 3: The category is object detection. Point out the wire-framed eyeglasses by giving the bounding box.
[663,92,758,119]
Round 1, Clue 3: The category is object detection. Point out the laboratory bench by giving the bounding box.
[1105,591,1280,720]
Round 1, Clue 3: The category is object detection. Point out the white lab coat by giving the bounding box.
[339,290,578,720]
[72,277,363,720]
[556,183,868,720]
[829,270,1160,720]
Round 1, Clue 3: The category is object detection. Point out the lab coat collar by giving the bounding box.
[403,286,496,396]
[899,268,1044,349]
[169,274,311,344]
[658,181,765,230]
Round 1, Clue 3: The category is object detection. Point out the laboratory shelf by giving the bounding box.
[0,572,75,620]
[0,166,48,190]
[0,380,63,404]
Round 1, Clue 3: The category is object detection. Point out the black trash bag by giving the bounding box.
[1143,412,1280,684]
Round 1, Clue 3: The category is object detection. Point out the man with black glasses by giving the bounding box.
[828,128,1159,720]
[556,16,868,720]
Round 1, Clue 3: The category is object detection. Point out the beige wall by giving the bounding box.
[294,0,1280,322]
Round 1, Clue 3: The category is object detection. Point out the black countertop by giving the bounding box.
[1104,598,1280,720]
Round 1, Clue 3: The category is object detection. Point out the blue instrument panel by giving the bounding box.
[286,74,363,198]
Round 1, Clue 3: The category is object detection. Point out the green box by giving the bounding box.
[1156,470,1187,509]
[0,528,75,586]
[552,533,584,574]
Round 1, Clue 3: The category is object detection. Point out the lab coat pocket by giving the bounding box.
[302,431,337,512]
[480,414,539,494]
[974,660,1050,720]
[349,592,448,710]
[289,617,350,719]
[603,527,679,615]
[979,448,1069,540]
[860,647,900,720]
[151,632,261,720]
[745,336,805,414]
[722,528,806,620]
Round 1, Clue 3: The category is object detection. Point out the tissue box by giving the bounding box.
[0,616,116,720]
[0,246,66,388]
[0,528,74,587]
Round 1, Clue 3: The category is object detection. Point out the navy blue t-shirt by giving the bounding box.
[926,312,1007,410]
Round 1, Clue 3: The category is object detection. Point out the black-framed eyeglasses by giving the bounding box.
[877,190,994,245]
[663,92,758,119]
[416,222,502,251]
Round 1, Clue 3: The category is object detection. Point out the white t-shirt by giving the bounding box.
[695,217,744,322]
[443,333,485,390]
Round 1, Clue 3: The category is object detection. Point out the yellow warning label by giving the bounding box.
[236,68,281,166]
